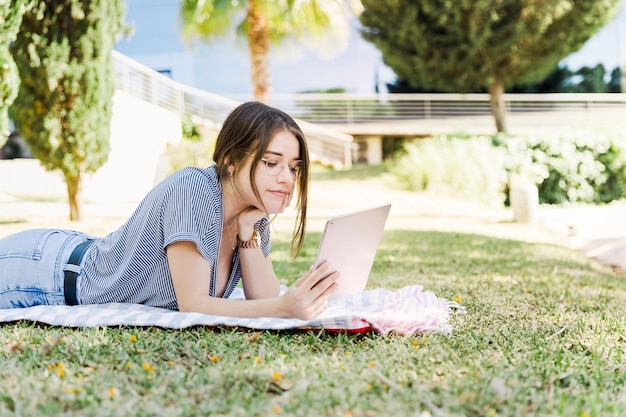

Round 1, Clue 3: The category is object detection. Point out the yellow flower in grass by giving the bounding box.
[63,386,82,394]
[272,372,282,380]
[108,387,116,399]
[142,362,155,373]
[210,355,220,362]
[47,362,66,377]
[129,335,137,343]
[453,296,463,303]
[254,355,263,364]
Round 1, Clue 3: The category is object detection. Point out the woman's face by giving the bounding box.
[237,129,301,214]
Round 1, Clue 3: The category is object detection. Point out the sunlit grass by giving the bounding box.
[2,166,626,416]
[311,162,390,181]
[3,191,64,203]
[2,226,626,416]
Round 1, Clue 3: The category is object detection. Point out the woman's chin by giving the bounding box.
[263,199,291,214]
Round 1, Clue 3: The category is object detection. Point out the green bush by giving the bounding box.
[161,116,217,176]
[389,131,626,206]
[182,113,202,141]
[389,135,508,206]
[164,135,216,174]
[496,131,626,204]
[591,136,626,203]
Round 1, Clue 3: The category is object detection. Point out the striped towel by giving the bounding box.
[0,285,462,335]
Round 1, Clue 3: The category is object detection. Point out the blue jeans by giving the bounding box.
[0,229,91,308]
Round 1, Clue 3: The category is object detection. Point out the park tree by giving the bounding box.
[509,65,575,93]
[608,67,622,93]
[359,0,621,133]
[571,64,609,93]
[10,0,125,220]
[0,0,33,143]
[180,0,363,104]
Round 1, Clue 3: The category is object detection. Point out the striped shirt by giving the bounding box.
[78,165,271,310]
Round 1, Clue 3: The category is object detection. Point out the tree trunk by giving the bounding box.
[247,0,271,104]
[488,80,508,134]
[66,173,82,221]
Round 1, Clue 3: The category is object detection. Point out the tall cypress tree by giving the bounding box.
[0,0,33,142]
[10,0,125,220]
[359,0,621,133]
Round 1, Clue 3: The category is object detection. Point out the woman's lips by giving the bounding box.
[269,189,288,198]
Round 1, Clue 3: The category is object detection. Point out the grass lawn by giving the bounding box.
[1,165,626,416]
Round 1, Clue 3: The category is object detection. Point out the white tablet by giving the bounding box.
[313,204,391,299]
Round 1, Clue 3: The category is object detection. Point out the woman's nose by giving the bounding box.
[277,165,295,183]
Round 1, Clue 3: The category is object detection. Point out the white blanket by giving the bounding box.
[0,285,460,335]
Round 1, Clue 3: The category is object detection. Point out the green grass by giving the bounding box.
[311,162,390,181]
[2,230,625,416]
[4,191,64,203]
[2,167,626,416]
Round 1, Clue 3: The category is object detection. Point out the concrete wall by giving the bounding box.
[0,90,182,205]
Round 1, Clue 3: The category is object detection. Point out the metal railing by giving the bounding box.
[263,93,626,124]
[112,51,354,167]
[112,49,626,162]
[262,93,626,135]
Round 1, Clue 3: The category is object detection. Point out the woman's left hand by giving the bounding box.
[236,207,266,240]
[279,261,339,320]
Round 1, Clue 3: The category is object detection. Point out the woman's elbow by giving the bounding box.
[175,296,198,313]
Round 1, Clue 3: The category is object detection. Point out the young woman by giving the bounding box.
[0,102,339,319]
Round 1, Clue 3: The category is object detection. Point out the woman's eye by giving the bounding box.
[265,160,279,167]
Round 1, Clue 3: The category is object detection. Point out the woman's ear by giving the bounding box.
[222,156,234,177]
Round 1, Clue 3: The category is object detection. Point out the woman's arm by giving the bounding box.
[166,241,338,319]
[238,242,280,299]
[235,207,280,299]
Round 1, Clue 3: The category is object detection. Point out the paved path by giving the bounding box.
[540,203,626,272]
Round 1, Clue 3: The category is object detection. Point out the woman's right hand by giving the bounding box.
[280,261,339,320]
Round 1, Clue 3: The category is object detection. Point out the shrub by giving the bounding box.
[594,136,626,203]
[182,113,202,141]
[496,131,626,204]
[389,135,507,206]
[161,116,217,176]
[389,131,626,207]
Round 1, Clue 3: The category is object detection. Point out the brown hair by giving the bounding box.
[213,101,310,257]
